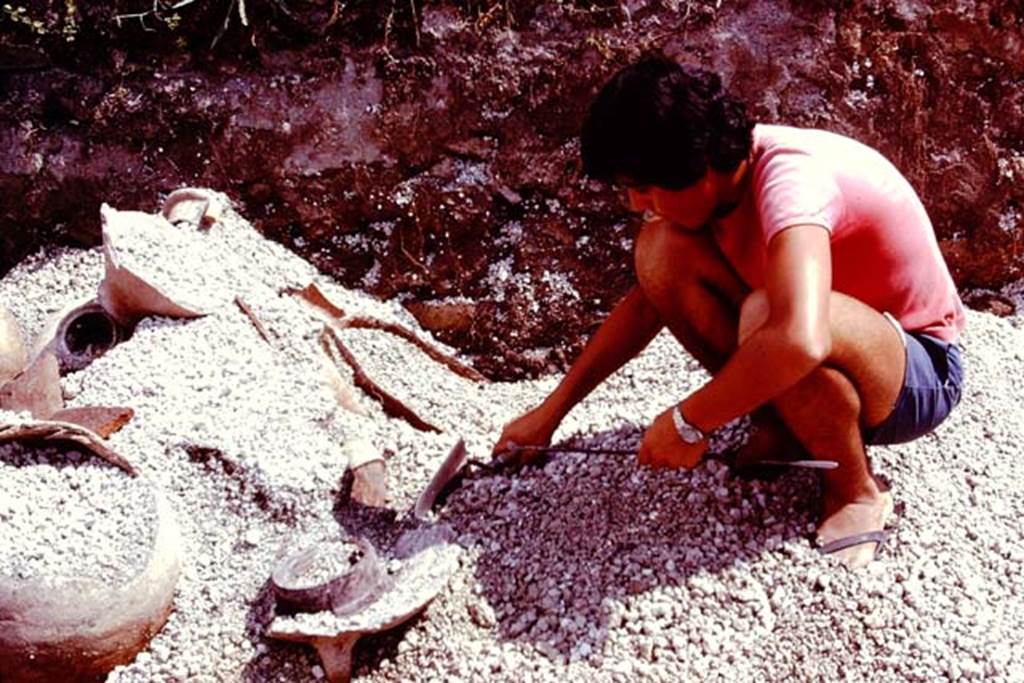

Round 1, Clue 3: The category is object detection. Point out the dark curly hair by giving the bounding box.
[580,57,754,189]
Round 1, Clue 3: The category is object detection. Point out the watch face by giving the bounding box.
[680,424,703,444]
[672,407,704,444]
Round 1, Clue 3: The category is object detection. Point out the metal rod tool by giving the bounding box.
[498,442,839,470]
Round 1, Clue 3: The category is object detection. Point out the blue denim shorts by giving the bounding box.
[864,326,964,446]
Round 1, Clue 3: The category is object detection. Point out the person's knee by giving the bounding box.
[776,366,863,451]
[634,219,679,297]
[737,289,770,345]
[634,219,713,302]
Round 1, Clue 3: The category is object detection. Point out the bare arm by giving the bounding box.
[494,285,664,457]
[545,285,664,422]
[682,224,832,431]
[639,224,833,468]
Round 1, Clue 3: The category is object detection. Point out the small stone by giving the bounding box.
[960,659,985,679]
[732,587,763,603]
[469,601,497,629]
[862,611,886,629]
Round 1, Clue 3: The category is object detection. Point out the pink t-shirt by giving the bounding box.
[713,124,965,342]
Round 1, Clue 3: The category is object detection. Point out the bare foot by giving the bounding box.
[734,411,808,470]
[816,491,894,569]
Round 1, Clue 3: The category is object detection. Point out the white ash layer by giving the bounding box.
[336,326,489,432]
[0,248,105,349]
[0,444,157,587]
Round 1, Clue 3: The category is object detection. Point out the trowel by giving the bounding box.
[413,439,838,518]
[414,440,470,520]
[413,439,521,520]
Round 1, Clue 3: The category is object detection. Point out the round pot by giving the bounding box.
[0,428,182,682]
[32,299,127,374]
[272,538,387,617]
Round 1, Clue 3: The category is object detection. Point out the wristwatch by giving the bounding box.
[672,405,705,444]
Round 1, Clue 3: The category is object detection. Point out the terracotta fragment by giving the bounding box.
[0,420,135,475]
[284,282,347,320]
[350,461,388,508]
[0,352,62,419]
[288,282,487,385]
[96,204,206,328]
[271,539,385,617]
[323,327,441,433]
[0,305,28,384]
[343,316,486,382]
[48,406,135,439]
[341,436,387,507]
[289,282,484,382]
[288,283,485,433]
[316,330,369,416]
[403,300,478,337]
[160,188,219,229]
[234,296,274,345]
[267,526,460,683]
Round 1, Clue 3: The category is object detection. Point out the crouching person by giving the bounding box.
[493,57,965,568]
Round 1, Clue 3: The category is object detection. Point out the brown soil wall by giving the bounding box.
[2,1,1021,377]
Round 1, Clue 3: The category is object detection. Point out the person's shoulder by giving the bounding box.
[750,125,832,179]
[753,125,883,181]
[754,124,856,152]
[749,125,846,236]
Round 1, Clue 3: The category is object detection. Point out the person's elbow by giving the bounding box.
[775,320,831,371]
[790,323,831,368]
[625,285,663,331]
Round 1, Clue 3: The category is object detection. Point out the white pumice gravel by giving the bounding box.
[0,192,1021,682]
[0,442,157,586]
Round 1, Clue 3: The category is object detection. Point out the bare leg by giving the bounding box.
[739,290,905,567]
[634,219,905,567]
[633,219,803,462]
[633,219,747,370]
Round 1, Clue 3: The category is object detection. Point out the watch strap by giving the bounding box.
[671,405,705,444]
